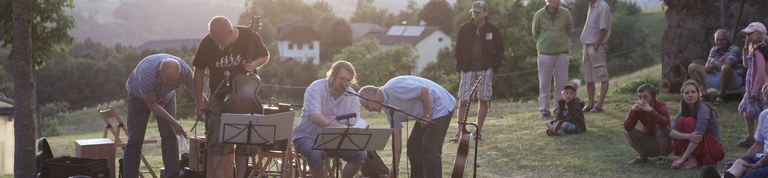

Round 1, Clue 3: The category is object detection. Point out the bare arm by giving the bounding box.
[419,86,432,124]
[144,97,186,137]
[193,68,207,119]
[593,29,608,51]
[308,113,346,128]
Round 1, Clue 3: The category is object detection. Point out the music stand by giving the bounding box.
[312,126,392,177]
[219,111,295,148]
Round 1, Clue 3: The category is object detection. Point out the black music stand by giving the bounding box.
[312,126,392,178]
[219,112,295,146]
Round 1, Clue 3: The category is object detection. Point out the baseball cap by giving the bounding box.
[563,83,578,91]
[470,1,488,13]
[742,22,767,34]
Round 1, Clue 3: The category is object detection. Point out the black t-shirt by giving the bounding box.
[193,26,269,101]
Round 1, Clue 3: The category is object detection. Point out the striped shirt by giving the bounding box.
[380,76,456,129]
[292,79,361,141]
[126,53,194,103]
[580,0,611,45]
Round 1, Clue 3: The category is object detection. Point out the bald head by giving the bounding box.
[208,16,236,49]
[159,59,181,85]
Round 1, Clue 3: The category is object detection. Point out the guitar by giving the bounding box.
[451,77,482,178]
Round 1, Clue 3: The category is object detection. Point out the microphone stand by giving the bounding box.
[345,90,437,178]
[189,76,228,176]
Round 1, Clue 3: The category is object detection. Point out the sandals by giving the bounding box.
[449,134,460,143]
[714,97,724,105]
[590,107,603,113]
[627,156,649,165]
[582,106,593,112]
[656,156,669,165]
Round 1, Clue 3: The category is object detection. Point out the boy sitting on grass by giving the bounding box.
[546,83,587,136]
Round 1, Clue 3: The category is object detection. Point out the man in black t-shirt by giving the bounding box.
[192,15,269,178]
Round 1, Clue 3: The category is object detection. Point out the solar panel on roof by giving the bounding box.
[387,26,406,36]
[403,26,424,36]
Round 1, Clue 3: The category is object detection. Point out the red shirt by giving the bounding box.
[623,99,670,134]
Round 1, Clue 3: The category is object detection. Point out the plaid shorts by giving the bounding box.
[458,68,493,101]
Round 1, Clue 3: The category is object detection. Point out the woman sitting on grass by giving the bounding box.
[670,80,724,169]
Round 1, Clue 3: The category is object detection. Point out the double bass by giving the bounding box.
[222,16,264,114]
[451,77,482,178]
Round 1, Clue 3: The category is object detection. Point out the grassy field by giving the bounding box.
[4,63,751,178]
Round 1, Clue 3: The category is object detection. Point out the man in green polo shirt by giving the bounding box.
[532,0,573,117]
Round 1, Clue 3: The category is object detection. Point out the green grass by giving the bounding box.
[14,63,751,178]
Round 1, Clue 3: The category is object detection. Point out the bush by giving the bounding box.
[40,101,69,137]
[611,77,661,95]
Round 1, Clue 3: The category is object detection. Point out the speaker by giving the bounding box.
[76,138,115,178]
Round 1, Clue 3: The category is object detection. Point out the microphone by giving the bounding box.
[224,71,231,87]
[335,113,357,121]
[344,88,356,96]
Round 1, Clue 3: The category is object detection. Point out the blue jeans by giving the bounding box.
[123,93,179,178]
[293,137,366,168]
[740,155,768,178]
[407,111,453,178]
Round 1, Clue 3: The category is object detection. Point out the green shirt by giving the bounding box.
[532,6,573,54]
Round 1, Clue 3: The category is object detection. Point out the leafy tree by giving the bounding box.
[420,46,460,93]
[393,0,422,26]
[419,0,454,34]
[332,40,416,86]
[40,101,69,137]
[319,17,353,64]
[350,0,392,27]
[1,0,75,68]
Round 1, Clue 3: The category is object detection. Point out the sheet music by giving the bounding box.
[353,119,368,128]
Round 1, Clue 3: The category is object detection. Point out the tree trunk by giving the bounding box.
[13,0,36,177]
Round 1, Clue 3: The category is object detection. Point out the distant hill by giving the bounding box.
[302,0,457,19]
[68,0,247,46]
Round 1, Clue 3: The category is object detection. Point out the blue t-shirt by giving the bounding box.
[380,76,456,129]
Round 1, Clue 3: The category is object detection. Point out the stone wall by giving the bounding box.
[661,0,768,92]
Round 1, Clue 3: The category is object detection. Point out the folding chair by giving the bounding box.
[99,106,158,178]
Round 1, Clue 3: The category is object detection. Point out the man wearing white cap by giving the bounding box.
[453,0,504,141]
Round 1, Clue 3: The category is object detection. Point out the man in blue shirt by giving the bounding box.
[124,53,196,178]
[358,76,455,178]
[688,29,744,105]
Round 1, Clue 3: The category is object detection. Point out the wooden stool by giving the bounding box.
[294,153,339,178]
[248,141,294,177]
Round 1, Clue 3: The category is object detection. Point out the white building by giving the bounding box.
[376,25,452,74]
[276,19,321,65]
[0,97,13,176]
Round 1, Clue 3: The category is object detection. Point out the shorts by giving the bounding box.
[459,68,493,101]
[704,71,743,90]
[582,44,609,83]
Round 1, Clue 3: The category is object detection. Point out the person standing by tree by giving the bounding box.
[192,16,270,178]
[532,0,573,117]
[453,0,504,140]
[124,54,195,178]
[580,0,611,113]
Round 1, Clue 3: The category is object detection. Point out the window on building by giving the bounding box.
[309,43,314,50]
[298,43,303,50]
[288,43,294,50]
[438,37,444,42]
